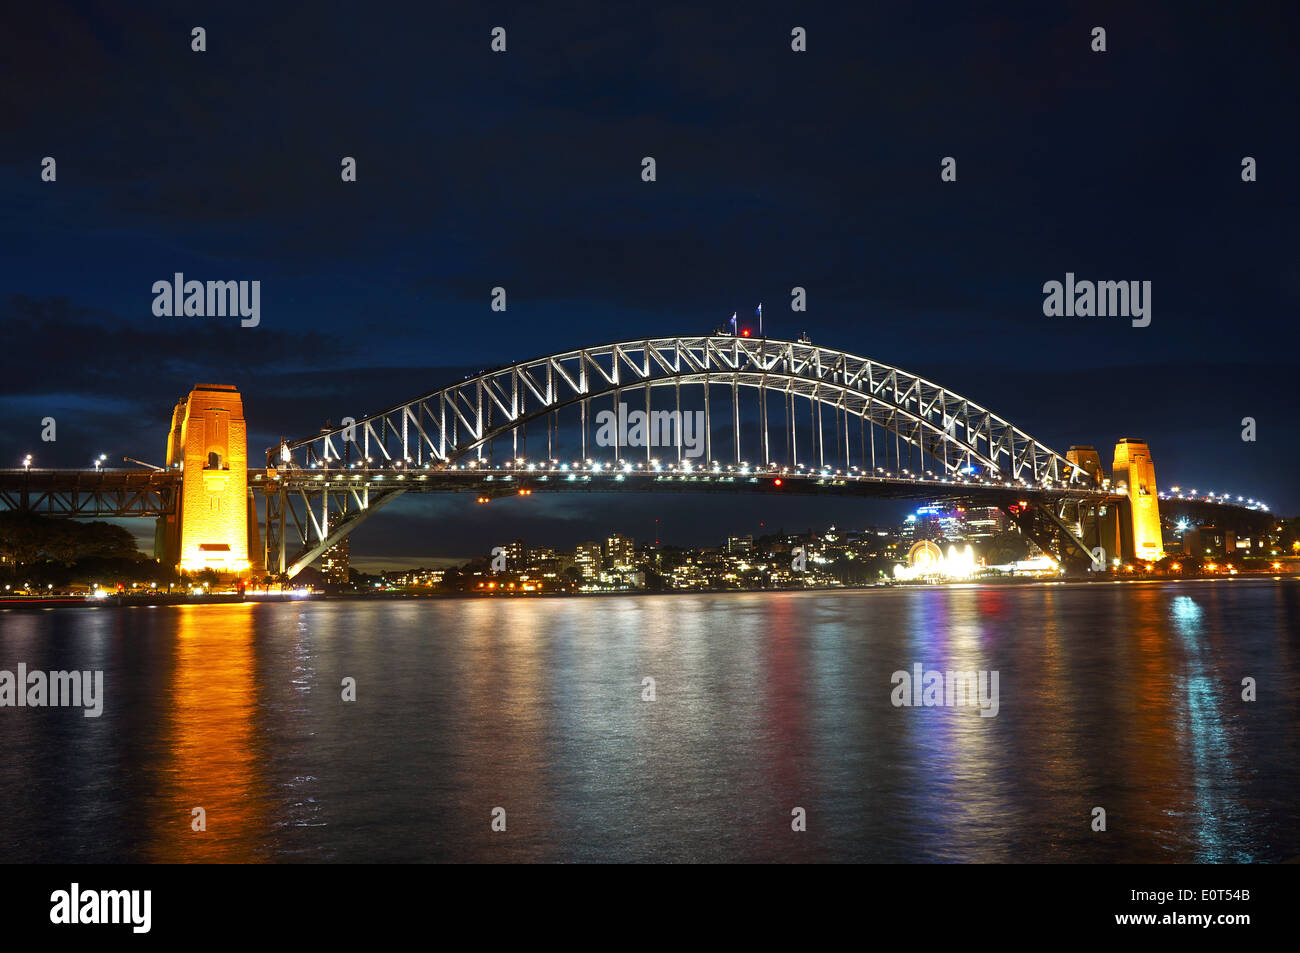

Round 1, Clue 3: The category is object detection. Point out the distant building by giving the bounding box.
[526,546,555,568]
[727,534,753,553]
[320,515,350,584]
[390,568,444,587]
[605,533,635,570]
[599,568,646,590]
[504,539,526,571]
[575,542,603,580]
[962,506,1007,539]
[1184,525,1234,558]
[912,505,950,541]
[905,503,1006,543]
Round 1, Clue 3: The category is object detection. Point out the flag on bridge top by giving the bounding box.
[730,312,737,333]
[756,303,762,336]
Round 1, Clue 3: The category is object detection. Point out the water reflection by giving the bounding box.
[1168,593,1249,861]
[145,604,263,861]
[0,580,1296,862]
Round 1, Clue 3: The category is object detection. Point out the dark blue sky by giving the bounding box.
[2,1,1297,568]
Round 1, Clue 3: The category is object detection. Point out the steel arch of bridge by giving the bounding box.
[274,336,1092,485]
[263,336,1096,577]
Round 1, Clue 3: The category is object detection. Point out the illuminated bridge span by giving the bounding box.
[0,335,1276,578]
[281,336,1092,484]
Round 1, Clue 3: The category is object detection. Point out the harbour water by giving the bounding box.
[1,580,1297,863]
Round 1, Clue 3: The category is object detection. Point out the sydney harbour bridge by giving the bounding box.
[0,334,1274,579]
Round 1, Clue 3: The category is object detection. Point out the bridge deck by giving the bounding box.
[256,465,1121,506]
[0,467,1270,526]
[0,469,181,517]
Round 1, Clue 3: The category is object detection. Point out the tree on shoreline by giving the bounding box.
[0,511,156,584]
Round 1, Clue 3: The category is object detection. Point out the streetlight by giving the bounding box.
[22,454,32,470]
[94,453,107,471]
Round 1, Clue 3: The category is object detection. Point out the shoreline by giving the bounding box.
[1,572,1295,610]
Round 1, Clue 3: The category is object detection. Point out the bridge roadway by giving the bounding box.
[0,468,181,516]
[259,462,1120,507]
[0,463,1277,579]
[0,464,1273,523]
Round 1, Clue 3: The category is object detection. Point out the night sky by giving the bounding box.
[3,1,1297,570]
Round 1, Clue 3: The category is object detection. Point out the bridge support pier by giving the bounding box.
[262,481,406,579]
[163,384,253,578]
[1112,439,1164,563]
[1001,501,1103,573]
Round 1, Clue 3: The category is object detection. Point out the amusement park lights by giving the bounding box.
[894,542,979,581]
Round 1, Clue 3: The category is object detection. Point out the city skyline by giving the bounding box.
[309,498,1293,579]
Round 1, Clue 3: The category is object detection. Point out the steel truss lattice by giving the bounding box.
[262,336,1099,576]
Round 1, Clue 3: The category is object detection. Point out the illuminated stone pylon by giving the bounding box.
[1065,445,1104,484]
[1065,445,1111,567]
[160,385,252,575]
[1112,438,1164,563]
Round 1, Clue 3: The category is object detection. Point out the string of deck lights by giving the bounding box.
[281,455,1267,511]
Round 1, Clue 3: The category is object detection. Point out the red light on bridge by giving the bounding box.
[774,478,783,487]
[741,329,751,337]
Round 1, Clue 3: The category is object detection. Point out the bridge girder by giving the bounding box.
[272,337,1095,488]
[0,471,178,517]
[262,337,1110,577]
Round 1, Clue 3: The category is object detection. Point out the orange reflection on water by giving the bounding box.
[145,604,263,862]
